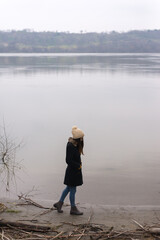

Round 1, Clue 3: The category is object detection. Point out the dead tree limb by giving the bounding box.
[0,220,53,233]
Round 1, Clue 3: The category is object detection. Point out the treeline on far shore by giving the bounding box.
[0,29,160,53]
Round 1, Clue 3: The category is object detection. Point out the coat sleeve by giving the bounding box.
[66,143,81,169]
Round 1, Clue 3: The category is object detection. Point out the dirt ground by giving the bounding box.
[1,198,160,239]
[1,197,160,229]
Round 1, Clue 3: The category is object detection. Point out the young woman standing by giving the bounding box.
[54,126,84,215]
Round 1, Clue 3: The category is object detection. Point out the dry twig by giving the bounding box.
[18,193,51,210]
[0,121,22,191]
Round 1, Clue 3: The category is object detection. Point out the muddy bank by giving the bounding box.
[1,198,160,230]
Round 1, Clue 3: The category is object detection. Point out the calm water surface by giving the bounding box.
[0,53,160,205]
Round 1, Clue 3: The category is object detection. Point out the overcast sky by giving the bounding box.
[0,0,159,32]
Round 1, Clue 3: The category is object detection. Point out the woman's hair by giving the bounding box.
[74,138,84,155]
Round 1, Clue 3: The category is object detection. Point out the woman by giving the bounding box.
[54,126,84,215]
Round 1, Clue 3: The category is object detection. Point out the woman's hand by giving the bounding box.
[78,163,82,170]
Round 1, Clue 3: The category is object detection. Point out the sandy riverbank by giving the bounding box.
[1,197,160,231]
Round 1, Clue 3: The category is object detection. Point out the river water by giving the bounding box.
[0,53,160,205]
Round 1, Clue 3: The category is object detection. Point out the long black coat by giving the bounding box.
[64,141,83,187]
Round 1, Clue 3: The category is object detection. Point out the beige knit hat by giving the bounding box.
[72,126,84,139]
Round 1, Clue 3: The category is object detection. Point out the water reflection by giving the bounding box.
[0,53,160,75]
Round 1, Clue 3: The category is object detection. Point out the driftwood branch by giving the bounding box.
[18,193,51,210]
[132,219,147,231]
[132,219,160,237]
[0,220,53,233]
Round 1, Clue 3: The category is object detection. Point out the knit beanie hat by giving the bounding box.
[72,126,84,139]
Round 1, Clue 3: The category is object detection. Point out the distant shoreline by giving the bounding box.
[0,29,160,53]
[0,52,160,54]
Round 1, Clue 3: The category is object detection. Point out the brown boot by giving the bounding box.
[70,206,83,215]
[53,201,63,213]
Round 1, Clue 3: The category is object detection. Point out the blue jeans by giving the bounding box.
[59,186,76,206]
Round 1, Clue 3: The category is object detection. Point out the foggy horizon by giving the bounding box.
[0,0,160,33]
[0,28,160,34]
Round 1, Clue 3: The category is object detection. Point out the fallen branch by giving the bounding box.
[18,194,51,210]
[132,219,146,231]
[52,231,64,239]
[77,210,94,240]
[132,219,160,237]
[0,219,53,233]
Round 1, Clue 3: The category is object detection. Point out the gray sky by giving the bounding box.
[0,0,160,32]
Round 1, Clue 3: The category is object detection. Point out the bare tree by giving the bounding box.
[0,122,22,191]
